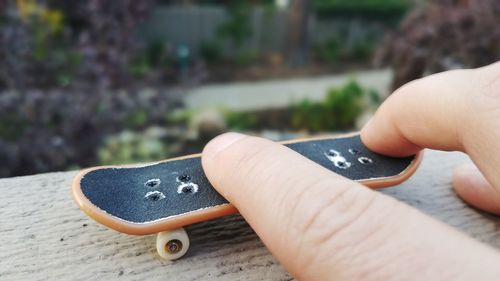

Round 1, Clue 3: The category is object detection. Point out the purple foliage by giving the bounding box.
[375,0,500,90]
[0,1,187,177]
[0,0,154,90]
[0,89,181,177]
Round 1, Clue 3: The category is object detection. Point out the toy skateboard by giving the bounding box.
[72,134,422,260]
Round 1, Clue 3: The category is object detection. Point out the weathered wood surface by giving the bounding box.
[1,150,500,280]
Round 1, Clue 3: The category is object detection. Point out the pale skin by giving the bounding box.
[201,61,500,280]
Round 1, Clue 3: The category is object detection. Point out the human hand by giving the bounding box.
[201,62,500,281]
[362,61,500,215]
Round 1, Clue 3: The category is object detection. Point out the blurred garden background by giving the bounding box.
[0,0,499,178]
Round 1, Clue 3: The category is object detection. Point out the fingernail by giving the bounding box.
[203,132,246,157]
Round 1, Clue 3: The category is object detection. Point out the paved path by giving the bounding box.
[184,68,392,111]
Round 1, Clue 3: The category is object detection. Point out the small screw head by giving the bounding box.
[165,239,183,254]
[327,150,338,156]
[177,174,191,182]
[358,157,373,165]
[145,179,161,188]
[348,148,360,155]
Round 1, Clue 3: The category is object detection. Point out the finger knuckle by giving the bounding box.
[477,64,500,101]
[282,179,382,273]
[288,179,378,247]
[466,65,500,130]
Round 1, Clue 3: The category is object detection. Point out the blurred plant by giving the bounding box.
[98,128,169,165]
[225,110,258,131]
[0,1,79,89]
[200,41,223,64]
[216,1,262,65]
[315,36,341,62]
[0,1,189,178]
[0,114,28,141]
[165,109,192,126]
[126,111,149,129]
[375,0,500,90]
[235,49,258,66]
[0,88,181,178]
[129,40,173,78]
[223,80,378,133]
[17,0,63,32]
[315,32,377,63]
[0,0,154,91]
[217,2,252,50]
[292,80,379,132]
[314,0,410,20]
[351,40,375,59]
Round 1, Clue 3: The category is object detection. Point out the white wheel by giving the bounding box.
[156,228,190,260]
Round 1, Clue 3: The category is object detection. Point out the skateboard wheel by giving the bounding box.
[156,228,190,260]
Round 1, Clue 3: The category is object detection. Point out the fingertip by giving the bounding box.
[202,132,247,160]
[453,164,500,215]
[360,116,420,157]
[359,116,385,152]
[452,164,483,195]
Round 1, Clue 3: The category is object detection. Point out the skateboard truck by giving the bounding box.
[72,134,422,261]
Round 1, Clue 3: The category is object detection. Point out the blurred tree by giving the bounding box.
[313,0,410,20]
[0,88,181,178]
[0,1,191,178]
[217,2,252,50]
[0,0,154,91]
[375,0,500,90]
[287,0,311,66]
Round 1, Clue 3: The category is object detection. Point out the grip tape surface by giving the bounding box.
[80,135,415,223]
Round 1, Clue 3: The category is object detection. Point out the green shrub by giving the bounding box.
[128,58,152,78]
[234,49,258,66]
[291,100,328,132]
[292,79,378,132]
[222,80,379,133]
[125,111,149,129]
[200,41,223,63]
[217,3,252,49]
[98,129,169,165]
[314,0,411,20]
[129,40,173,78]
[315,35,377,63]
[224,110,257,131]
[0,115,27,141]
[165,109,192,126]
[315,37,341,63]
[351,41,376,60]
[217,2,254,63]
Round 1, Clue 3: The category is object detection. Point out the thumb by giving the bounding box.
[453,164,500,214]
[202,133,500,281]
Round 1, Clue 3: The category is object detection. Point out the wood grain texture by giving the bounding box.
[1,150,500,280]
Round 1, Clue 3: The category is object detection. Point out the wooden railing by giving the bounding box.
[1,150,499,280]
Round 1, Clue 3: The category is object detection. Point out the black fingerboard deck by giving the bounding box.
[80,135,416,224]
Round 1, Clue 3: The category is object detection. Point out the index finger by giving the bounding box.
[360,61,500,187]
